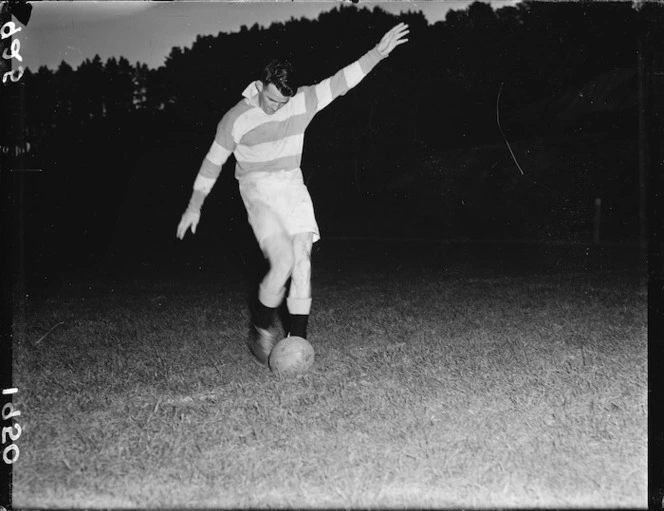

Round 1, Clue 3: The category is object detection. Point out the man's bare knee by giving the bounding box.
[263,235,295,280]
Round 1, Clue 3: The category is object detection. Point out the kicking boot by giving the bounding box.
[246,325,277,366]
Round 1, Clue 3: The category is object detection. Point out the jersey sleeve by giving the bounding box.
[187,113,236,211]
[192,115,235,195]
[304,47,384,115]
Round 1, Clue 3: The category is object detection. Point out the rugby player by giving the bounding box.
[177,23,409,365]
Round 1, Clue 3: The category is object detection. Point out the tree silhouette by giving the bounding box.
[75,55,105,121]
[103,56,135,119]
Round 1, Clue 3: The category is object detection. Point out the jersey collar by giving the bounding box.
[242,81,260,107]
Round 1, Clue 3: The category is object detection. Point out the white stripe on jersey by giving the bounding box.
[235,133,305,164]
[206,141,231,165]
[343,61,364,89]
[193,175,217,194]
[314,78,334,111]
[232,94,307,145]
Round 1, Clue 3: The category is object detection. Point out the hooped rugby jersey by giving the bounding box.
[189,48,384,204]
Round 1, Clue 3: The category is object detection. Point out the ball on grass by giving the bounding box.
[269,336,315,375]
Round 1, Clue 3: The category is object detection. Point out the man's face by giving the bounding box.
[257,82,290,115]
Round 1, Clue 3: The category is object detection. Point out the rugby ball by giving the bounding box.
[269,336,315,375]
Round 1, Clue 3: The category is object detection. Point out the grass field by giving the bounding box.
[12,241,647,508]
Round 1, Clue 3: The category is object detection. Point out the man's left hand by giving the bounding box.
[376,23,410,58]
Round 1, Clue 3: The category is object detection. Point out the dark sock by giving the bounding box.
[255,302,276,330]
[289,314,309,339]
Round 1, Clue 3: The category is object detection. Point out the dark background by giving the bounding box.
[1,0,662,282]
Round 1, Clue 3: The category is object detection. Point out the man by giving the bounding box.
[177,23,409,366]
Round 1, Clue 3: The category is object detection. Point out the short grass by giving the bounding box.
[12,244,647,508]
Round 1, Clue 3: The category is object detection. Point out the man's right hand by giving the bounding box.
[177,210,200,239]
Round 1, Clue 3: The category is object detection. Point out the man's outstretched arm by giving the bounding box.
[176,118,234,239]
[310,22,409,112]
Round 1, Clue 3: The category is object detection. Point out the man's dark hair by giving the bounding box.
[261,59,296,97]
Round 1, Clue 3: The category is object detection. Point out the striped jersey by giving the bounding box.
[192,48,384,196]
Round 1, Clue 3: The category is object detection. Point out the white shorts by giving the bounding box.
[238,168,320,248]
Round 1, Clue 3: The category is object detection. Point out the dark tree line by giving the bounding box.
[8,1,662,274]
